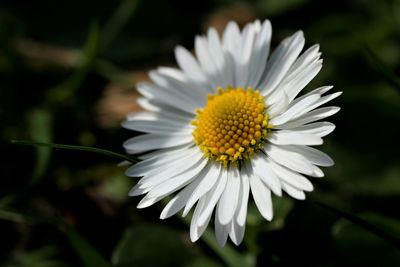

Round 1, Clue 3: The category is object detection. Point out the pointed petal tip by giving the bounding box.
[190,234,199,243]
[275,189,283,197]
[136,197,156,209]
[263,213,274,222]
[231,238,242,246]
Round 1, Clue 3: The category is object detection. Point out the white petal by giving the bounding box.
[158,66,211,96]
[250,155,282,196]
[197,169,228,226]
[137,82,197,114]
[128,183,150,196]
[270,94,320,124]
[146,157,208,199]
[284,60,323,103]
[249,174,273,221]
[138,151,203,189]
[195,36,221,87]
[152,68,207,106]
[236,169,250,226]
[160,161,211,219]
[222,21,240,86]
[126,111,192,124]
[280,44,322,101]
[281,145,334,167]
[248,20,272,88]
[310,165,325,178]
[136,98,194,117]
[285,44,321,81]
[284,122,335,137]
[281,182,306,200]
[215,216,229,247]
[127,145,194,176]
[296,92,342,116]
[122,119,193,135]
[268,160,314,192]
[123,134,193,153]
[228,220,245,246]
[277,107,340,129]
[183,163,221,216]
[149,70,199,105]
[268,131,323,146]
[206,28,232,87]
[267,89,290,118]
[265,143,315,175]
[137,97,161,112]
[223,21,241,53]
[137,195,164,209]
[235,23,256,87]
[138,142,192,160]
[217,167,241,225]
[175,46,207,83]
[289,86,333,107]
[259,31,305,95]
[190,196,210,242]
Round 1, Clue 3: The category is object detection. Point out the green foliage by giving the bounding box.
[1,0,400,266]
[11,140,137,163]
[63,222,112,267]
[112,225,193,267]
[6,246,69,267]
[333,213,400,266]
[28,109,53,185]
[315,201,400,249]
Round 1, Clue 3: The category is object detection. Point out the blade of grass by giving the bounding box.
[94,59,135,87]
[0,207,112,267]
[314,200,400,250]
[101,0,140,51]
[0,209,26,223]
[200,228,253,267]
[28,109,53,185]
[363,46,400,93]
[11,140,137,163]
[47,21,100,105]
[62,221,113,267]
[179,215,253,267]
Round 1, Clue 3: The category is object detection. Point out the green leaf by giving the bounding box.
[47,21,100,105]
[94,59,134,87]
[364,46,400,93]
[97,173,132,203]
[0,208,39,224]
[11,140,137,163]
[314,201,400,249]
[179,215,252,267]
[333,213,400,265]
[256,0,309,16]
[112,225,193,267]
[101,0,140,51]
[28,109,53,185]
[199,229,253,267]
[62,222,112,267]
[8,245,69,267]
[185,258,224,267]
[0,209,25,223]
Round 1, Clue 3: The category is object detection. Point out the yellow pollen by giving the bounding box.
[192,86,270,166]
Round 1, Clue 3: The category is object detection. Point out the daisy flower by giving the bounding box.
[122,19,341,246]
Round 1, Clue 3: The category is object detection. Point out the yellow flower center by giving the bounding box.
[192,86,270,166]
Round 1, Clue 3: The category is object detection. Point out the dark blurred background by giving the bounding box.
[1,0,400,266]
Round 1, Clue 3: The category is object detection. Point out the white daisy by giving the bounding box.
[122,19,341,246]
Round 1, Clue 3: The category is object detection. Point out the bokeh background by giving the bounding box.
[1,0,400,266]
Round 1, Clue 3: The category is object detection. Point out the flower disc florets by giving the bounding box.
[192,86,270,166]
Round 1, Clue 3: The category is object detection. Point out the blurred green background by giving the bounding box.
[1,0,400,266]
